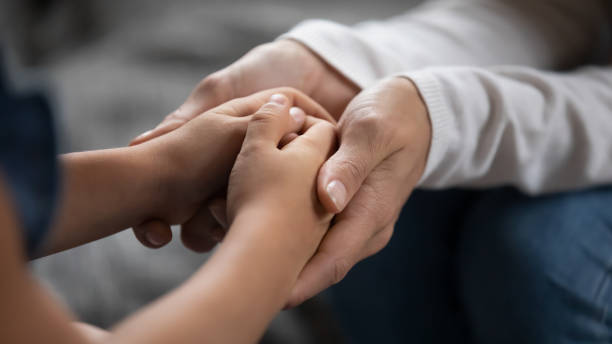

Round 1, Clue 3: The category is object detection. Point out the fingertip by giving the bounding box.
[180,206,224,253]
[133,220,173,248]
[289,106,306,129]
[246,93,295,146]
[129,119,185,146]
[208,198,228,229]
[129,130,153,146]
[146,227,172,247]
[317,162,345,213]
[325,180,348,213]
[269,93,288,106]
[279,132,299,148]
[180,226,219,253]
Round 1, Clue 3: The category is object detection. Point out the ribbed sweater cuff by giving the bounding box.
[400,71,453,186]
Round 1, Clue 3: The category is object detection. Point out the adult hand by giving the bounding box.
[286,77,432,307]
[130,39,358,250]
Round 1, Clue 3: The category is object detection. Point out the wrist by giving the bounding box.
[121,145,171,223]
[227,201,326,261]
[393,76,432,181]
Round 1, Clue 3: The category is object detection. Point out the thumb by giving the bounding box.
[317,129,385,214]
[244,93,299,148]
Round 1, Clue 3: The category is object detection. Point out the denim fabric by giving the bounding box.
[0,64,58,257]
[330,186,612,344]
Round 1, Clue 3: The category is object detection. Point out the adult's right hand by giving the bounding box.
[129,39,359,251]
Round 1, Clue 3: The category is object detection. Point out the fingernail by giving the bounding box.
[289,107,305,126]
[134,130,152,141]
[155,119,183,131]
[146,230,167,247]
[326,180,347,211]
[269,93,287,105]
[209,203,228,229]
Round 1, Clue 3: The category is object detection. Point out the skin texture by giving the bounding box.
[0,92,336,343]
[289,77,431,305]
[41,88,332,256]
[129,39,357,250]
[131,38,432,307]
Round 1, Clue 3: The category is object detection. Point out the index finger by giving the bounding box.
[282,116,338,158]
[210,87,335,124]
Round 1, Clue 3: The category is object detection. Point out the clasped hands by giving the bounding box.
[130,40,432,307]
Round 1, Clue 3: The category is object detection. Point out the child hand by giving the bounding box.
[135,89,333,251]
[227,93,337,259]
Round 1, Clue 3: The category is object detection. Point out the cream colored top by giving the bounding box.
[282,0,612,194]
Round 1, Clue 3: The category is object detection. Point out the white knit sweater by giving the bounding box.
[282,0,612,194]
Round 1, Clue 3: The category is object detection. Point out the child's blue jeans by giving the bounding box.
[329,186,612,343]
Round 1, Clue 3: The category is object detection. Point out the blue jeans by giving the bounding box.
[329,186,612,343]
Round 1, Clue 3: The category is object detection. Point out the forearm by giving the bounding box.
[282,0,609,88]
[111,208,312,344]
[41,145,163,256]
[406,65,612,193]
[1,181,312,344]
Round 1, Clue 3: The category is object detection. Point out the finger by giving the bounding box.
[132,220,173,248]
[316,116,389,213]
[211,87,334,124]
[285,211,375,308]
[243,93,296,148]
[181,206,225,253]
[287,161,405,307]
[73,322,110,342]
[130,70,236,145]
[362,223,395,259]
[279,107,310,147]
[283,116,337,159]
[208,197,228,229]
[279,133,299,148]
[130,119,186,146]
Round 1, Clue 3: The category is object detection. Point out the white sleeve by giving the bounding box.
[404,66,612,194]
[280,0,611,88]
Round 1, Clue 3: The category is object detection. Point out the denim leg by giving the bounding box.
[458,186,612,344]
[329,189,475,344]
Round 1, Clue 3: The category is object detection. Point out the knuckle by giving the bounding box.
[198,72,234,100]
[376,225,394,250]
[287,293,307,308]
[344,106,398,151]
[365,225,395,258]
[330,257,352,285]
[241,139,265,155]
[336,158,368,184]
[353,113,388,143]
[163,110,183,122]
[250,108,279,123]
[318,120,336,135]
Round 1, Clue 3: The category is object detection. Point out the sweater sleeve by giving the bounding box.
[280,0,611,88]
[404,66,612,194]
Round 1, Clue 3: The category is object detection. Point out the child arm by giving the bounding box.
[0,92,336,344]
[38,88,329,257]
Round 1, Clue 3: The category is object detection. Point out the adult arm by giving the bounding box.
[406,65,612,193]
[286,65,612,304]
[130,0,610,249]
[282,0,610,87]
[0,93,334,344]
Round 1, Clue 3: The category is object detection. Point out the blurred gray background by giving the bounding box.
[1,0,419,342]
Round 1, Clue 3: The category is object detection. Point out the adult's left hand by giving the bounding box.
[286,76,432,307]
